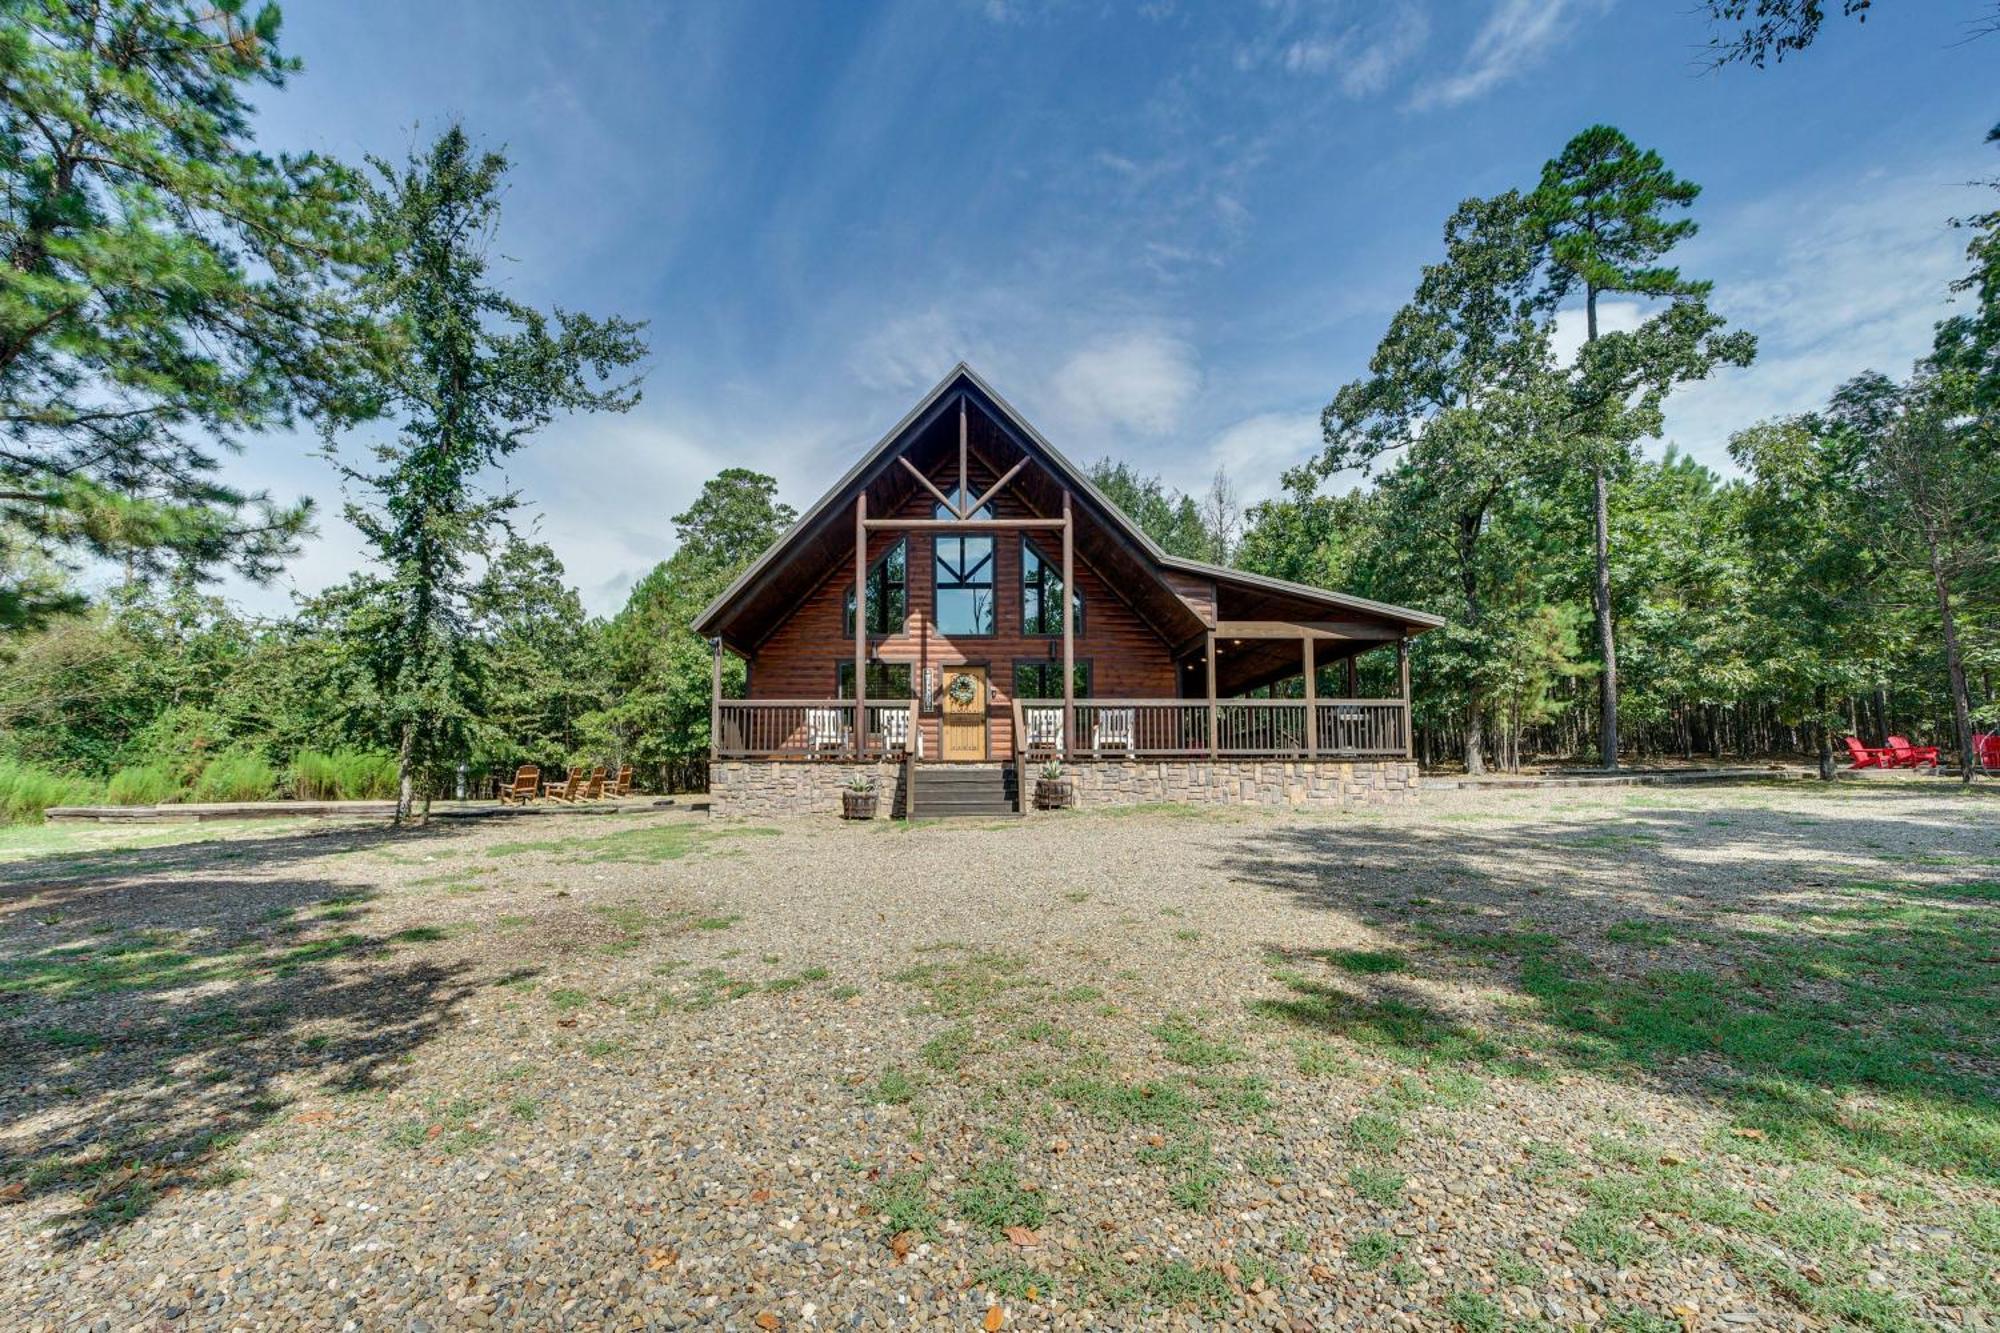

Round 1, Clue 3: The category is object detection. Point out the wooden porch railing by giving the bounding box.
[714,699,920,759]
[714,698,1407,761]
[1015,698,1408,760]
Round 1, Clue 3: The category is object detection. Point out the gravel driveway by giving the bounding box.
[2,783,1995,1331]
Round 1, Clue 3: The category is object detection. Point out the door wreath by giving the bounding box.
[946,672,978,706]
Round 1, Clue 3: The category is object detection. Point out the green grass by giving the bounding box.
[919,1022,975,1072]
[1346,1111,1406,1155]
[1049,1074,1196,1130]
[1444,1290,1505,1332]
[1152,1013,1245,1067]
[893,947,1035,1016]
[1347,1164,1405,1204]
[1348,1230,1402,1269]
[951,1160,1048,1233]
[868,1167,938,1239]
[872,1065,918,1105]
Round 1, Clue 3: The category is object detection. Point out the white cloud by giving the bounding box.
[1199,410,1323,502]
[1409,0,1602,111]
[1658,157,1982,471]
[1549,299,1645,366]
[1256,1,1432,99]
[1051,330,1202,438]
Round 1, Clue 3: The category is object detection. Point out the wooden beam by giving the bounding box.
[864,518,1067,531]
[855,492,867,759]
[709,636,723,762]
[1346,654,1358,699]
[1062,489,1075,759]
[967,457,1029,516]
[1303,635,1316,759]
[1213,619,1401,641]
[958,396,968,509]
[899,457,960,517]
[1205,629,1218,760]
[1397,637,1412,760]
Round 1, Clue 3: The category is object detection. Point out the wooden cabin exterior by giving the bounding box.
[694,365,1442,817]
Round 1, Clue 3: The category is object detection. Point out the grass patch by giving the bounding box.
[868,1166,938,1239]
[1347,1111,1406,1155]
[919,1022,975,1072]
[1347,1164,1405,1204]
[1349,1230,1402,1269]
[893,947,1034,1016]
[952,1160,1048,1233]
[1152,1013,1244,1067]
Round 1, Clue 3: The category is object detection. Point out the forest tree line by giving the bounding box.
[0,2,1994,821]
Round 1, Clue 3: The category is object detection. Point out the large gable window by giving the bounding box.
[844,538,907,637]
[933,486,995,636]
[1021,539,1082,636]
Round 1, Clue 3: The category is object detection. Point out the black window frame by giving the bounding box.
[1020,537,1083,637]
[843,537,908,638]
[835,660,914,700]
[1012,659,1092,700]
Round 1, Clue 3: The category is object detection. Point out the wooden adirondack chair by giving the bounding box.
[580,766,607,800]
[1885,735,1940,769]
[544,769,586,803]
[608,764,633,796]
[1023,706,1064,757]
[1843,737,1893,769]
[497,764,541,804]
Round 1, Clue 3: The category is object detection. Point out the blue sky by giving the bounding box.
[219,0,1996,615]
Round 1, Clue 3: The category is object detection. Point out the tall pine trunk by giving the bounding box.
[1585,286,1620,770]
[1929,552,1975,784]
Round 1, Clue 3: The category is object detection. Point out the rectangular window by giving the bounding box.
[844,538,907,637]
[934,533,995,636]
[1020,539,1082,636]
[835,661,913,699]
[1012,660,1091,699]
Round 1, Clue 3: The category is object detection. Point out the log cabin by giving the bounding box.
[695,364,1442,818]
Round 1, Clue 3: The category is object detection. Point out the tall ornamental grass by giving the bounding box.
[292,749,399,800]
[193,750,278,803]
[106,764,181,805]
[0,759,102,823]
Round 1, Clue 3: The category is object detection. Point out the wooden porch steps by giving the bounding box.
[909,763,1019,818]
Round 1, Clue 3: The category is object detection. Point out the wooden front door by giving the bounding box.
[940,667,988,760]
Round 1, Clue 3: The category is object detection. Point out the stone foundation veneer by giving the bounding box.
[708,758,1417,817]
[1058,758,1418,811]
[708,760,907,819]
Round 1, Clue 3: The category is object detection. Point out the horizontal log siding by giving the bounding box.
[749,464,1177,759]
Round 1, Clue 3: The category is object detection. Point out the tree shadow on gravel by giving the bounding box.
[0,821,500,1247]
[1221,789,2000,1180]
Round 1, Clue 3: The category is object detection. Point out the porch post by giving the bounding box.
[1206,629,1218,759]
[1397,635,1412,760]
[854,491,867,760]
[1062,488,1074,758]
[1346,653,1359,699]
[709,636,722,761]
[1303,635,1317,759]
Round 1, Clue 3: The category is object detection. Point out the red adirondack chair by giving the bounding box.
[1884,735,1940,769]
[1843,736,1893,769]
[1975,732,2000,776]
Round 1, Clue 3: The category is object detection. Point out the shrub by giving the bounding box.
[0,759,101,824]
[292,750,341,801]
[106,764,180,806]
[193,750,278,803]
[331,749,399,799]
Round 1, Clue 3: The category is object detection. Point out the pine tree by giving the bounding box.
[334,126,646,821]
[0,0,379,629]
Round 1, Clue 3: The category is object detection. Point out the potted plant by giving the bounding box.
[1034,760,1071,810]
[841,771,879,820]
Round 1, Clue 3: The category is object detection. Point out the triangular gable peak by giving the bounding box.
[692,363,1441,678]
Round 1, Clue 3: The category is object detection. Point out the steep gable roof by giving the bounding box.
[692,363,1443,651]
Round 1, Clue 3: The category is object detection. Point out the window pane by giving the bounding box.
[936,587,992,636]
[836,662,912,698]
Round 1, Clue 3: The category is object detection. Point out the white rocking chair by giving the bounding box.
[1023,706,1065,755]
[806,707,850,756]
[1092,707,1134,753]
[880,707,921,757]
